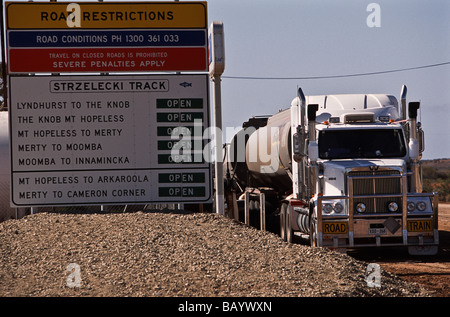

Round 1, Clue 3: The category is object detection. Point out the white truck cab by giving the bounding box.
[224,86,438,256]
[291,88,438,255]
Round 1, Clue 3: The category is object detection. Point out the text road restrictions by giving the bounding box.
[9,74,212,206]
[5,2,208,73]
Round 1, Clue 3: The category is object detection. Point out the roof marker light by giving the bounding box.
[329,117,340,123]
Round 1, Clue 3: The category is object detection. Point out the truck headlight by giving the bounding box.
[323,203,333,214]
[416,201,427,211]
[407,200,429,212]
[333,202,344,213]
[355,202,366,213]
[388,202,399,212]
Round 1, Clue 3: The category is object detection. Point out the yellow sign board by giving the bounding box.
[323,222,348,234]
[407,220,433,232]
[6,2,207,29]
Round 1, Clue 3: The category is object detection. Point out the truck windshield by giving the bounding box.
[318,129,406,159]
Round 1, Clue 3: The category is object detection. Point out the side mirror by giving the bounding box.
[409,138,419,160]
[417,122,425,153]
[293,132,301,162]
[308,140,319,162]
[408,102,420,119]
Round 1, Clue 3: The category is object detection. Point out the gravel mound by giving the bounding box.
[0,211,432,297]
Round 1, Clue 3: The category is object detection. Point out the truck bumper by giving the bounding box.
[316,193,439,254]
[320,218,439,248]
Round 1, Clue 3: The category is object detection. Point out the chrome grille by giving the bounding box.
[349,170,402,214]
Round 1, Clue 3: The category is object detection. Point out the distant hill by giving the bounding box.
[423,158,450,170]
[422,159,450,202]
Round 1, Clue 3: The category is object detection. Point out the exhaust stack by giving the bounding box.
[298,87,306,141]
[400,85,407,121]
[409,102,420,141]
[408,101,422,193]
[307,104,319,199]
[307,104,319,142]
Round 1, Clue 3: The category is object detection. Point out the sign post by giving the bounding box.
[208,21,225,215]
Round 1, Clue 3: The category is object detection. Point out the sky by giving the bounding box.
[2,0,450,159]
[206,0,450,159]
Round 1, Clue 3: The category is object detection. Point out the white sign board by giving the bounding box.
[9,74,211,206]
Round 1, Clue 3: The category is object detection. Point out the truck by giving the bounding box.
[223,86,439,255]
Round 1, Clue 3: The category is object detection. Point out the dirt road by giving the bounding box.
[350,203,450,297]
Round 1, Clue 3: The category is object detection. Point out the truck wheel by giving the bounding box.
[309,217,318,247]
[280,203,287,241]
[285,203,293,243]
[280,203,293,243]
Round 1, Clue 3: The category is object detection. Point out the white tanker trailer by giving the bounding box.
[224,86,439,255]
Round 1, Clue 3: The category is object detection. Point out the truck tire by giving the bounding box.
[280,203,293,243]
[310,217,318,247]
[286,203,293,243]
[280,203,287,242]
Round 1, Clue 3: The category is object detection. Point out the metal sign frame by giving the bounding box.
[5,1,208,73]
[3,1,214,209]
[9,74,212,207]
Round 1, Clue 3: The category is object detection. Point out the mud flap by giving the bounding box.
[408,245,438,256]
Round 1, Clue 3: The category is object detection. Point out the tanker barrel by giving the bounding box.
[223,115,270,191]
[223,126,259,191]
[245,109,293,192]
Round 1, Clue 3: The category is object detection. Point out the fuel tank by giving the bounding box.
[223,116,269,190]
